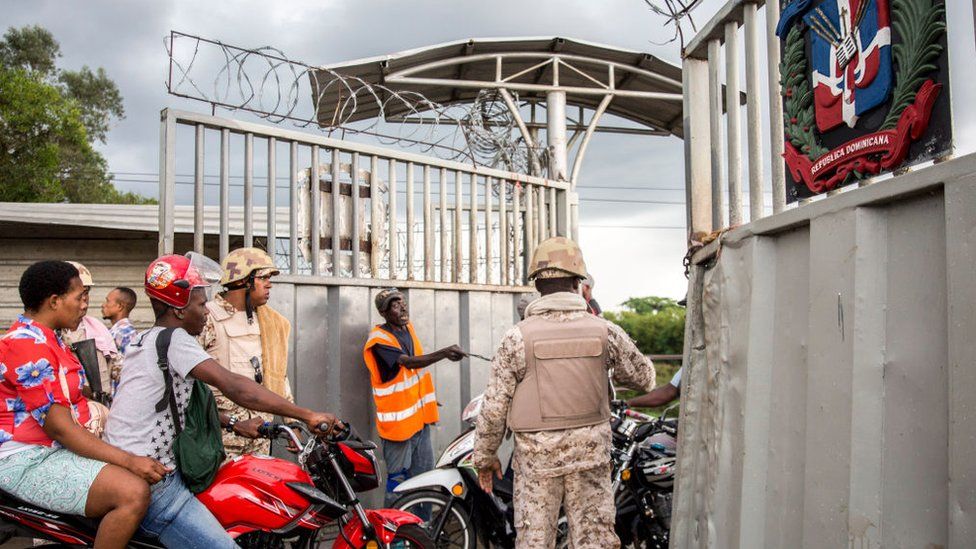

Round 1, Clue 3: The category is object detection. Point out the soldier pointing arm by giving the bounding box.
[473,237,656,549]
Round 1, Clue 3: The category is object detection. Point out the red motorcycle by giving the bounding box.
[0,422,432,548]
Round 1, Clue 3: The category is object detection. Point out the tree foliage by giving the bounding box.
[0,25,147,204]
[604,296,685,356]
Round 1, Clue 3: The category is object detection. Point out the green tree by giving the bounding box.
[0,25,148,204]
[605,296,685,411]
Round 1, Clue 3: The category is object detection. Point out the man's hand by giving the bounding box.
[305,411,341,436]
[233,417,266,439]
[478,458,503,493]
[123,454,170,484]
[441,344,465,362]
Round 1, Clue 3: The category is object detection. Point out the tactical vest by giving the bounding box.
[362,323,439,442]
[205,301,262,397]
[508,314,610,432]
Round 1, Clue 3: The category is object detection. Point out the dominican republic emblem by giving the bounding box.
[776,0,951,200]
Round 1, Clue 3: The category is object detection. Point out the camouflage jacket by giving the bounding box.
[473,307,656,477]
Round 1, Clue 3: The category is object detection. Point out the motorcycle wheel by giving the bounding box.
[392,490,475,549]
[388,523,436,548]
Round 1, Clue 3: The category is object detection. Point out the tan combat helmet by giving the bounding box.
[528,237,588,281]
[219,247,280,287]
[66,261,94,287]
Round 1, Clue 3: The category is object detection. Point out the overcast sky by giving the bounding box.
[6,0,975,309]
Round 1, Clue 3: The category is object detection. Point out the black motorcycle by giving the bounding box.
[609,400,678,549]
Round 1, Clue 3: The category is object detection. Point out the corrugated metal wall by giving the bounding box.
[671,153,976,548]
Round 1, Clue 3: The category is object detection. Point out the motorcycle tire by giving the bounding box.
[392,490,475,549]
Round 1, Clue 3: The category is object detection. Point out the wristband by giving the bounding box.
[225,416,239,433]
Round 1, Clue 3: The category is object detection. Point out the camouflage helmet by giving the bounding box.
[66,261,94,287]
[528,237,588,281]
[219,247,279,286]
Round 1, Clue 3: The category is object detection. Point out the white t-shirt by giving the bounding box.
[669,367,683,388]
[104,327,211,468]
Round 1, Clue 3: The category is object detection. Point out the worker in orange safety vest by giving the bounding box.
[363,288,464,505]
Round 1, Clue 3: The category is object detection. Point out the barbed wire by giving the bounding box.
[165,31,546,176]
[642,0,705,49]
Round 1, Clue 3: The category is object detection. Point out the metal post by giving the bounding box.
[485,177,493,284]
[546,90,569,182]
[267,137,277,257]
[513,183,522,284]
[708,39,726,230]
[219,128,230,259]
[369,156,380,278]
[525,181,535,261]
[744,3,765,222]
[537,186,547,242]
[500,180,509,285]
[350,152,361,277]
[767,0,787,213]
[439,168,448,282]
[454,170,463,282]
[193,124,205,254]
[244,132,254,247]
[683,57,713,237]
[725,22,743,226]
[310,146,321,276]
[469,173,478,284]
[330,149,341,276]
[289,142,299,274]
[406,162,415,280]
[424,165,433,281]
[549,187,557,237]
[158,110,177,256]
[388,158,398,279]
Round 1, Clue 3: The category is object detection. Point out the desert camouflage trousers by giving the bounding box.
[513,462,619,549]
[217,395,272,459]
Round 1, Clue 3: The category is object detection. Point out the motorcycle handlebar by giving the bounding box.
[257,422,279,439]
[624,408,654,422]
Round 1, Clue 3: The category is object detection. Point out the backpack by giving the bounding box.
[155,328,226,493]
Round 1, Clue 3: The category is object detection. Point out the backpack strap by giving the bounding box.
[154,328,183,435]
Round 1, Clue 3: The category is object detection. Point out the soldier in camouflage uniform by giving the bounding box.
[473,237,656,549]
[200,247,293,457]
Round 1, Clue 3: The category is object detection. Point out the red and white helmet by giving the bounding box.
[144,252,222,309]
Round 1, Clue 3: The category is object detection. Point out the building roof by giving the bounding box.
[311,36,686,137]
[0,203,291,236]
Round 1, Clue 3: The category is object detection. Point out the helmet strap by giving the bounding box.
[245,273,256,324]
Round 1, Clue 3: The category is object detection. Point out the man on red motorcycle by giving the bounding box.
[104,253,340,548]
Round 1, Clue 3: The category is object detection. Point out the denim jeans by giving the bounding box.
[381,424,435,506]
[139,471,238,548]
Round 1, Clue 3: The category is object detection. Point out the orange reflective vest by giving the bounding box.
[362,323,439,441]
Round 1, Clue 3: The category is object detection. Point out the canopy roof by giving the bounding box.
[311,36,685,137]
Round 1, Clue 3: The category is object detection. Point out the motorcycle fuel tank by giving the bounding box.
[197,454,323,535]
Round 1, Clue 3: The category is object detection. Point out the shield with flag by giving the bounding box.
[804,0,893,131]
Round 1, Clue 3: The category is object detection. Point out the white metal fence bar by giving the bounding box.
[469,173,478,284]
[289,142,299,273]
[513,184,522,284]
[310,146,321,276]
[330,148,341,276]
[486,177,494,284]
[454,169,463,283]
[423,165,433,281]
[708,39,726,230]
[193,124,205,253]
[370,155,380,278]
[350,151,361,276]
[525,184,535,262]
[500,180,509,285]
[744,3,764,221]
[267,137,277,258]
[766,0,786,212]
[244,133,254,247]
[219,128,230,259]
[406,161,415,280]
[725,22,743,226]
[388,158,398,279]
[439,167,449,282]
